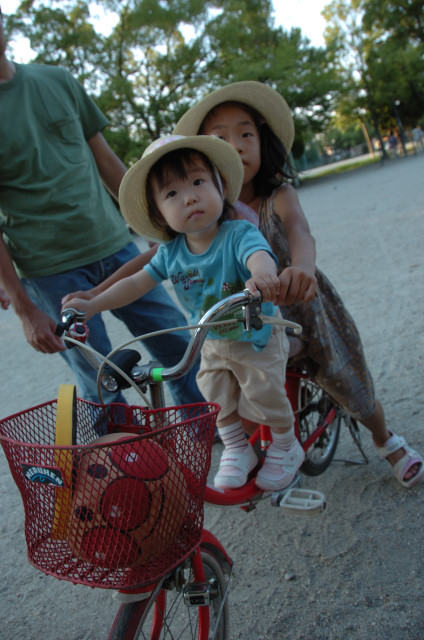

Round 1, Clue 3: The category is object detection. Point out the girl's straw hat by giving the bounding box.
[119,134,244,243]
[173,81,294,152]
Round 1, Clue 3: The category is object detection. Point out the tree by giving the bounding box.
[204,0,341,137]
[323,0,389,157]
[360,0,424,129]
[5,0,343,163]
[361,0,424,45]
[322,0,424,156]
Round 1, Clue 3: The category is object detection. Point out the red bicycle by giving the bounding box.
[0,290,362,639]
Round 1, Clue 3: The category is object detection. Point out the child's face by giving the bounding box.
[150,158,224,239]
[201,104,261,187]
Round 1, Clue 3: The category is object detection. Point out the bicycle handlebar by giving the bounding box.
[58,290,302,395]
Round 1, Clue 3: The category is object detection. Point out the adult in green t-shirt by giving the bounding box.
[0,8,203,406]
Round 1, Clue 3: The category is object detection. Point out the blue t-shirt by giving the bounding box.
[145,220,278,350]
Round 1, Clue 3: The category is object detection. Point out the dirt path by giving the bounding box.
[1,152,424,639]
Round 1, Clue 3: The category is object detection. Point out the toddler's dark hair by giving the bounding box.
[146,148,233,239]
[201,101,292,197]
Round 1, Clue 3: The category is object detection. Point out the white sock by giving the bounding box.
[270,428,296,451]
[219,421,248,451]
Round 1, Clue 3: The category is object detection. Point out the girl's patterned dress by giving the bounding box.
[256,186,376,421]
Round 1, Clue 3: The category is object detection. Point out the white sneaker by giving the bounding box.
[256,440,305,491]
[214,443,258,489]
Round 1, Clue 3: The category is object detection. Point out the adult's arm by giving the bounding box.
[0,233,65,352]
[87,131,127,200]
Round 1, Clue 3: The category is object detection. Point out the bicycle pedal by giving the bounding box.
[277,488,326,516]
[270,472,301,507]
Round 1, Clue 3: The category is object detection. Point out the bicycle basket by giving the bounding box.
[0,399,219,589]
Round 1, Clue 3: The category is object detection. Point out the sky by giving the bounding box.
[2,0,328,61]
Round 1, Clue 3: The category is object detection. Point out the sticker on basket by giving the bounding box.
[21,463,66,487]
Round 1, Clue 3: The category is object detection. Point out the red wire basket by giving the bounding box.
[0,399,219,589]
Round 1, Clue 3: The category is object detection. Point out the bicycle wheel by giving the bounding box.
[108,550,230,640]
[296,377,340,476]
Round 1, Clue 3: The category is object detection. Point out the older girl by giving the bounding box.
[173,81,424,489]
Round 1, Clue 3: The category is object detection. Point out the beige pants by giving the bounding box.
[196,326,294,430]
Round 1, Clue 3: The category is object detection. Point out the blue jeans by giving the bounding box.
[22,242,205,406]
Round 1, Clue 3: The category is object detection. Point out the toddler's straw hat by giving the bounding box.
[173,81,295,153]
[119,134,244,243]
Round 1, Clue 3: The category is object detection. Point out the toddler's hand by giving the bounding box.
[61,298,93,322]
[277,266,316,305]
[245,273,280,303]
[62,289,95,305]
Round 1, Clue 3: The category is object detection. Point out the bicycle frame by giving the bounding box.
[0,291,337,640]
[58,291,327,513]
[53,291,333,638]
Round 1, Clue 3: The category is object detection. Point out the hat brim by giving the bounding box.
[173,81,294,152]
[119,135,244,243]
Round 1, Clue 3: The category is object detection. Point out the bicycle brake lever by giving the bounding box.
[243,289,263,332]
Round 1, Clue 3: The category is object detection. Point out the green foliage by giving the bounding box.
[322,122,365,150]
[366,38,424,129]
[5,0,342,164]
[322,0,424,157]
[361,0,424,44]
[6,0,423,167]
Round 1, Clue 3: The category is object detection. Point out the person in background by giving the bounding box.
[387,131,398,158]
[411,124,424,154]
[0,5,204,407]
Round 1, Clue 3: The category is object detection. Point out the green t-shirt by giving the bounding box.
[0,63,131,277]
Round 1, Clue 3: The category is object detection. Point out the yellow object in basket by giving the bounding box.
[51,384,77,540]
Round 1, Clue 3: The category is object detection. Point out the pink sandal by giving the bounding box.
[375,433,424,488]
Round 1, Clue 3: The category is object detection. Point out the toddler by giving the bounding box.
[63,134,305,491]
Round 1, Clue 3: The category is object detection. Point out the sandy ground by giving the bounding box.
[1,152,424,639]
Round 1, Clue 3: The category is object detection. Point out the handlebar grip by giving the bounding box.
[55,322,66,337]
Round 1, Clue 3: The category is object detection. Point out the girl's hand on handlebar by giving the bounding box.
[277,266,317,306]
[245,272,280,303]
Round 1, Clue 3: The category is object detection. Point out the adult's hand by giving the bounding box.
[18,306,66,353]
[0,287,10,310]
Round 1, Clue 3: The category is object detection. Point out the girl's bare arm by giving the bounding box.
[273,184,317,305]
